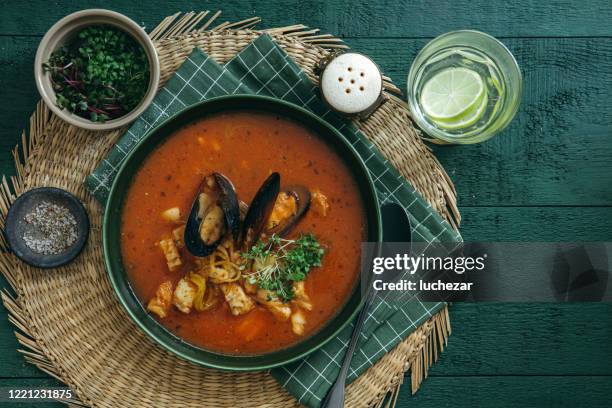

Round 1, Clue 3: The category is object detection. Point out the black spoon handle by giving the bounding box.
[320,287,376,408]
[321,202,412,408]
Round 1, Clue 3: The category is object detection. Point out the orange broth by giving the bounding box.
[121,111,366,354]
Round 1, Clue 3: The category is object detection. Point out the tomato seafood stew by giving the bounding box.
[121,112,367,355]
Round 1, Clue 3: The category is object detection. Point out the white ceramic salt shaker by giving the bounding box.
[316,51,385,119]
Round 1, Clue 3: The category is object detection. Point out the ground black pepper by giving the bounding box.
[22,201,78,255]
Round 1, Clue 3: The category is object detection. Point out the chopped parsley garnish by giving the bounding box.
[243,234,324,302]
[43,25,150,122]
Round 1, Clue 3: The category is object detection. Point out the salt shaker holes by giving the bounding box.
[318,52,383,116]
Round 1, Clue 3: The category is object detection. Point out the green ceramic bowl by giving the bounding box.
[103,95,383,371]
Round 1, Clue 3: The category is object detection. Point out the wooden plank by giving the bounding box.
[427,207,612,377]
[397,376,612,407]
[0,36,39,176]
[459,207,612,241]
[2,36,612,206]
[348,37,612,206]
[0,1,612,37]
[435,303,612,376]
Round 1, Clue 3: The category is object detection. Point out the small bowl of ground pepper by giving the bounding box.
[5,188,89,268]
[34,9,160,131]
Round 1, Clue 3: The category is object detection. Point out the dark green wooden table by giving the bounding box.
[1,1,612,406]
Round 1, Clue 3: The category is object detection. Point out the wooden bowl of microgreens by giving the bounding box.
[34,9,160,131]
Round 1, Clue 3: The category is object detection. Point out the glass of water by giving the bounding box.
[407,30,522,144]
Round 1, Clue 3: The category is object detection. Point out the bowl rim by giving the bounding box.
[102,94,383,370]
[34,9,160,131]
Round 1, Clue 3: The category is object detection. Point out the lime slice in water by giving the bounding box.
[433,87,488,130]
[420,67,485,121]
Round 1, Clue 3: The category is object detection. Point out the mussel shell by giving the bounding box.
[240,172,280,250]
[265,185,311,237]
[184,172,240,257]
[214,173,240,241]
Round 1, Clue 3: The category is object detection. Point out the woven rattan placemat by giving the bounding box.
[0,11,456,407]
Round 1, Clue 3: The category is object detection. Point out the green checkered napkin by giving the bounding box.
[85,34,461,407]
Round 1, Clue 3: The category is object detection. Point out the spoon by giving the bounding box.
[321,202,412,408]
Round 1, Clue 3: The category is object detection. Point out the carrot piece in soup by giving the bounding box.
[235,309,267,342]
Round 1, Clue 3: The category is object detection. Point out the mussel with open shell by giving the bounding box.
[184,172,240,257]
[240,172,281,250]
[185,171,313,256]
[265,185,311,237]
[240,173,312,248]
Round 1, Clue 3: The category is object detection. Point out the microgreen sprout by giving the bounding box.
[242,234,324,302]
[43,25,149,122]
